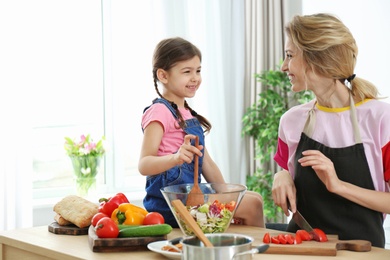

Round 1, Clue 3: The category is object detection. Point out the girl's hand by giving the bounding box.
[272,170,296,216]
[174,134,203,165]
[298,150,342,194]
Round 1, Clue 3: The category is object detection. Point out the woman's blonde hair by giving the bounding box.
[286,13,379,101]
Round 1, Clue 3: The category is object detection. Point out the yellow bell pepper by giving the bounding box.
[111,203,148,225]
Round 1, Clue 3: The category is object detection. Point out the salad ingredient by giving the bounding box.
[180,200,235,235]
[95,217,119,238]
[294,233,302,244]
[296,230,311,241]
[143,212,165,225]
[277,234,287,244]
[271,236,280,244]
[91,212,108,227]
[284,234,294,244]
[111,203,148,225]
[313,228,328,242]
[263,232,271,244]
[98,193,129,216]
[118,223,172,237]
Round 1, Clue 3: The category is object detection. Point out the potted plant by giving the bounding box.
[242,65,313,223]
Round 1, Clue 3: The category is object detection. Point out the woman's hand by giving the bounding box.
[272,170,296,216]
[298,150,342,194]
[173,134,203,165]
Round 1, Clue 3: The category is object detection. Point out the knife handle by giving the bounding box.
[335,240,371,252]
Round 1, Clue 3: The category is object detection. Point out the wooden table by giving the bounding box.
[1,225,389,259]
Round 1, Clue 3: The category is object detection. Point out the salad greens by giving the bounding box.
[178,200,236,235]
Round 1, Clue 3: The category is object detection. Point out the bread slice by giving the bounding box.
[54,213,72,226]
[53,195,98,228]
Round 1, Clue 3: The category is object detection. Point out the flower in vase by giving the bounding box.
[64,134,105,196]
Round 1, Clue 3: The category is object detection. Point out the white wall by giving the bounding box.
[302,0,390,103]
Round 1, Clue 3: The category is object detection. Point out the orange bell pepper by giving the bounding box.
[111,203,148,225]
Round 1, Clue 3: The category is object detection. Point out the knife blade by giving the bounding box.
[292,210,320,242]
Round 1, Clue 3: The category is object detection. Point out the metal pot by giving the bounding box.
[181,233,268,260]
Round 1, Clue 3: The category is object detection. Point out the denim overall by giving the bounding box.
[287,95,385,247]
[142,98,205,227]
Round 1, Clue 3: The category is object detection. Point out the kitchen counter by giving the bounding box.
[1,225,389,259]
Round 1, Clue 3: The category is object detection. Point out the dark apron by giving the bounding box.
[287,95,385,248]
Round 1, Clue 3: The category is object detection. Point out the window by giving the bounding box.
[32,1,158,201]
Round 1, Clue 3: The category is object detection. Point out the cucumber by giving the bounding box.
[118,224,172,237]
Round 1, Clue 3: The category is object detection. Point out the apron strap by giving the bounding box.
[349,94,362,143]
[302,103,316,137]
[303,93,362,144]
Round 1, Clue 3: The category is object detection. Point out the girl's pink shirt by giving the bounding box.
[142,103,193,156]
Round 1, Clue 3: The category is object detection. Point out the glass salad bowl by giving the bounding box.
[161,183,246,236]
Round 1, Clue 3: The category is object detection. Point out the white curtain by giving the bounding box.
[243,0,301,175]
[151,0,247,185]
[0,1,33,231]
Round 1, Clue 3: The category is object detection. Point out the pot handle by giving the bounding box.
[232,244,269,259]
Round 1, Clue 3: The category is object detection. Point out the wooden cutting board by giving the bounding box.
[264,234,371,256]
[88,225,167,252]
[48,222,89,235]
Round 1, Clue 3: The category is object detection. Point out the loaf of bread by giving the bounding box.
[53,195,98,228]
[54,213,72,226]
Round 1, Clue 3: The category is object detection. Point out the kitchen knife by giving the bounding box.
[292,209,321,242]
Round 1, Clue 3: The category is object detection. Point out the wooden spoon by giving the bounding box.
[186,135,204,206]
[171,199,213,247]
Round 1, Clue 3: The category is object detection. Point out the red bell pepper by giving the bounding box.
[98,193,129,216]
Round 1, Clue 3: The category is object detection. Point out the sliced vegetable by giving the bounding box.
[118,224,172,237]
[180,200,235,234]
[294,233,302,244]
[296,230,311,241]
[271,236,280,244]
[278,234,287,244]
[284,234,294,245]
[313,228,328,242]
[262,232,270,244]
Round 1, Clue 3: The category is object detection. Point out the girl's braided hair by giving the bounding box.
[152,37,211,133]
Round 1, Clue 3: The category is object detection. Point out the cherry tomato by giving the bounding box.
[294,233,302,244]
[225,201,236,212]
[91,212,108,227]
[262,232,270,244]
[284,234,294,244]
[142,212,165,225]
[296,230,311,241]
[278,234,287,244]
[313,228,328,242]
[95,217,119,238]
[271,236,280,244]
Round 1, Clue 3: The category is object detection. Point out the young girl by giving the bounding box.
[138,37,264,228]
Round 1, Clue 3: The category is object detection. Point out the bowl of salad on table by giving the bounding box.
[161,183,246,236]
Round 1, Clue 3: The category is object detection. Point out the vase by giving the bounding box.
[70,155,102,197]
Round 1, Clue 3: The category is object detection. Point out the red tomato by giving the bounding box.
[278,234,287,244]
[284,234,294,244]
[296,230,311,241]
[271,236,280,244]
[142,212,165,225]
[262,232,270,244]
[95,217,119,238]
[313,228,328,242]
[294,233,302,244]
[225,201,236,212]
[91,212,108,227]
